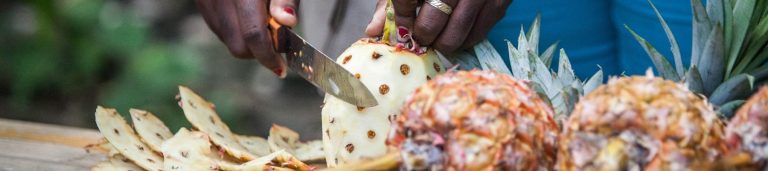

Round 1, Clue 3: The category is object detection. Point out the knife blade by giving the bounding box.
[269,19,378,107]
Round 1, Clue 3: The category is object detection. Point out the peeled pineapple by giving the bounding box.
[725,87,768,168]
[320,38,444,167]
[388,70,560,170]
[557,74,729,170]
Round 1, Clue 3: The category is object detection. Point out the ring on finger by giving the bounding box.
[426,0,452,15]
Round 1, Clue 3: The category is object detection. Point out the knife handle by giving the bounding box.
[268,18,289,53]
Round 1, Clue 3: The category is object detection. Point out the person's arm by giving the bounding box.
[366,0,512,53]
[195,0,299,78]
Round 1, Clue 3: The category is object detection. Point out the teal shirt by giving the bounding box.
[488,0,694,79]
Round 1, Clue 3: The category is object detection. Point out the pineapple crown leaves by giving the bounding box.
[625,0,767,117]
[446,14,604,121]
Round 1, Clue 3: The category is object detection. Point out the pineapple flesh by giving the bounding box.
[726,87,768,168]
[320,38,444,167]
[557,74,729,170]
[388,70,560,170]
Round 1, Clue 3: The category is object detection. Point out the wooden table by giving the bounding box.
[0,118,107,171]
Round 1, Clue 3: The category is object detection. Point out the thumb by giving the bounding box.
[270,0,299,27]
[365,0,388,37]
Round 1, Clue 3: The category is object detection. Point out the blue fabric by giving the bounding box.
[487,0,694,79]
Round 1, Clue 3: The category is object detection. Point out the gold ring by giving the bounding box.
[426,0,452,15]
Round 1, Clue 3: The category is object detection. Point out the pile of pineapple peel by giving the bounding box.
[88,86,323,171]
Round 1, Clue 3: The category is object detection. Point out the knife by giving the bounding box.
[268,19,378,107]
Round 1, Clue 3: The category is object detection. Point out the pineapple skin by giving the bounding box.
[726,87,768,168]
[557,76,729,171]
[388,70,560,170]
[321,38,444,167]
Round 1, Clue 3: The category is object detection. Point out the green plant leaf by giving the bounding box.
[648,0,684,77]
[583,69,604,94]
[698,25,726,95]
[540,41,560,68]
[507,40,528,79]
[709,73,755,105]
[474,39,512,74]
[706,0,724,27]
[691,0,712,65]
[526,14,541,55]
[625,25,680,81]
[728,0,757,75]
[750,63,768,81]
[717,100,745,119]
[740,17,768,72]
[557,49,576,84]
[686,65,705,94]
[444,50,482,70]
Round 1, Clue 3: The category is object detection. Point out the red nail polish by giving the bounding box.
[273,67,284,76]
[283,7,295,15]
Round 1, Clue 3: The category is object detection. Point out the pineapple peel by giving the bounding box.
[558,76,728,170]
[321,38,444,167]
[389,70,560,170]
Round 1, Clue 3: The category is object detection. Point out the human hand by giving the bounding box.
[196,0,299,78]
[366,0,512,54]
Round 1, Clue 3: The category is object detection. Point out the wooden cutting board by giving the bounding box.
[0,118,107,171]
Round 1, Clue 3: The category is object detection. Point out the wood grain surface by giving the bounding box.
[0,118,107,171]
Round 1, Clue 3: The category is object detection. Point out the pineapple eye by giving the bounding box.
[346,144,355,153]
[372,52,382,60]
[367,130,376,139]
[342,55,352,64]
[379,84,390,95]
[433,63,441,72]
[400,64,410,75]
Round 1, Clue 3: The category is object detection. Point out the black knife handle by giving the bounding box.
[268,18,289,53]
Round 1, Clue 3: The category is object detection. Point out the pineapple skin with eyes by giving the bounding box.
[557,75,729,171]
[321,38,444,167]
[725,87,768,169]
[388,70,560,170]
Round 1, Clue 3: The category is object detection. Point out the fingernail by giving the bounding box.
[283,7,295,15]
[273,67,284,77]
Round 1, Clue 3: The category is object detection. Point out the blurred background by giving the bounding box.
[0,0,377,140]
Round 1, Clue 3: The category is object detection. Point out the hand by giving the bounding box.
[196,0,299,78]
[366,0,512,54]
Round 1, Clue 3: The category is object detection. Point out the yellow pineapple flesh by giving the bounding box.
[321,38,444,167]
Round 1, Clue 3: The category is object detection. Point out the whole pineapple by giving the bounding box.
[557,74,729,170]
[387,70,559,170]
[320,38,444,167]
[725,87,768,168]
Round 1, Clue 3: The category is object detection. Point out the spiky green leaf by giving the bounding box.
[648,0,684,77]
[475,40,512,74]
[686,65,705,94]
[540,41,560,68]
[625,25,681,81]
[444,50,482,70]
[728,0,757,75]
[691,0,711,65]
[526,14,541,55]
[583,69,604,94]
[698,25,726,95]
[709,73,755,105]
[718,100,746,119]
[557,49,576,84]
[507,40,529,79]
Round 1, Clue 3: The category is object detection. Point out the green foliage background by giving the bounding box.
[0,0,324,138]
